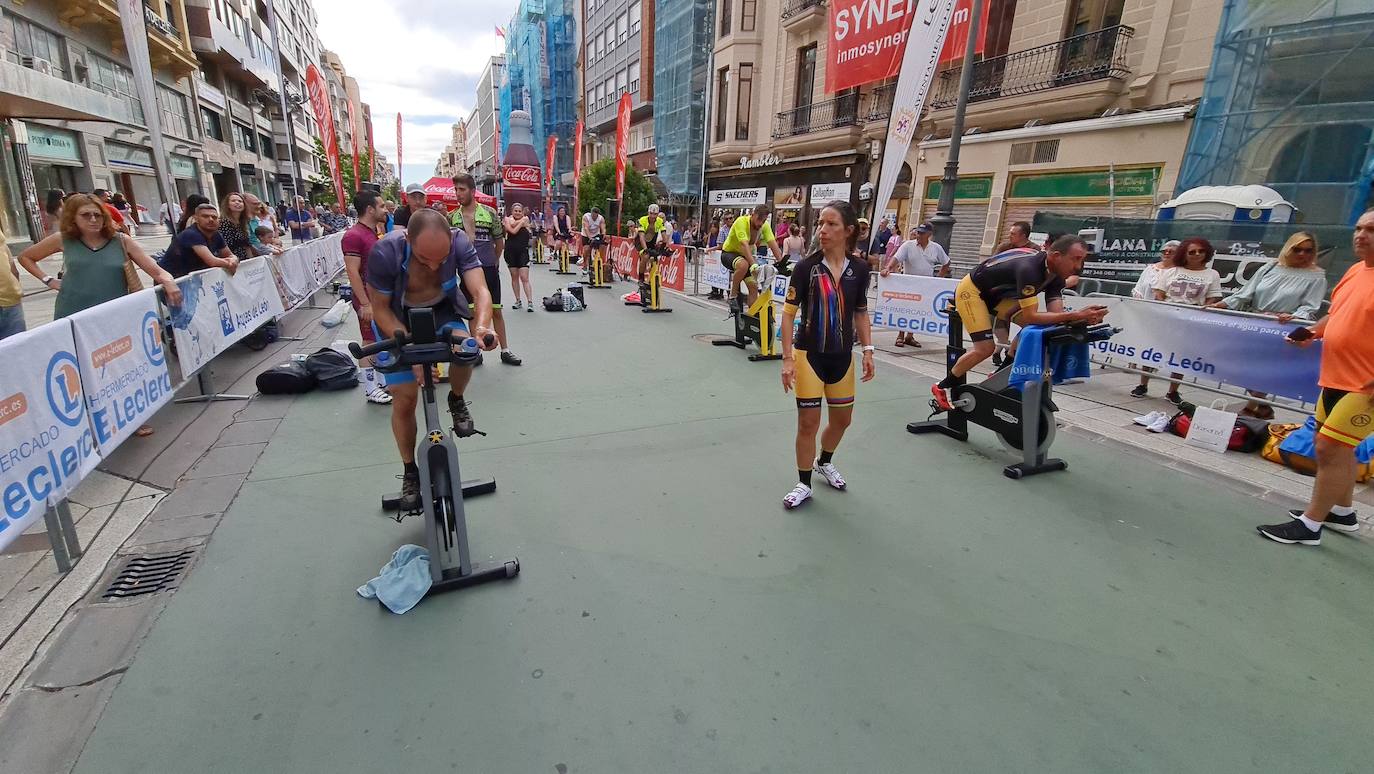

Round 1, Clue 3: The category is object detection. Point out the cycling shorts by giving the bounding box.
[723,250,761,286]
[794,350,855,409]
[1315,388,1374,447]
[371,305,469,387]
[953,275,1035,342]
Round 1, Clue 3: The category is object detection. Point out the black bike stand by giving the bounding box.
[382,478,496,512]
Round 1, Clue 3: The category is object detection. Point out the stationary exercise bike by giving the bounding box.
[350,308,520,594]
[531,227,548,264]
[711,262,780,361]
[625,245,673,313]
[551,234,576,275]
[906,305,1116,479]
[583,234,611,289]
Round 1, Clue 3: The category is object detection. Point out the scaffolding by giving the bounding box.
[653,0,713,198]
[1178,1,1374,225]
[502,0,578,205]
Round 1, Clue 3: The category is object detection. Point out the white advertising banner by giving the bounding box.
[809,182,851,203]
[270,245,319,311]
[305,233,346,293]
[169,257,287,377]
[874,0,957,221]
[872,273,960,339]
[702,250,730,290]
[68,289,175,453]
[0,321,102,549]
[709,188,767,206]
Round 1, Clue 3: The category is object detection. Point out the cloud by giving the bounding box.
[316,0,515,178]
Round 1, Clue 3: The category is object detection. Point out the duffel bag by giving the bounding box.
[256,361,316,394]
[303,347,358,391]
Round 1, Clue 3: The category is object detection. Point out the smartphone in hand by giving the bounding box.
[1286,327,1314,342]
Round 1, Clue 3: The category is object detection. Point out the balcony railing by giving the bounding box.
[929,25,1134,109]
[781,0,824,20]
[773,92,860,139]
[864,83,897,122]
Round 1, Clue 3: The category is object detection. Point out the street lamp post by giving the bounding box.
[929,0,985,254]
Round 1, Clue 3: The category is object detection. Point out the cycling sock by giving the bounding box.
[799,469,813,487]
[818,449,834,465]
[1332,504,1356,516]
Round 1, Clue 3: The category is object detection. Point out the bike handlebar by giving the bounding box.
[348,331,497,361]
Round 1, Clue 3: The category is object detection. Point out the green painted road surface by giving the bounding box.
[73,274,1374,773]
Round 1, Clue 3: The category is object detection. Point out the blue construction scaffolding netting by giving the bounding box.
[502,0,578,209]
[653,0,713,201]
[1178,0,1374,225]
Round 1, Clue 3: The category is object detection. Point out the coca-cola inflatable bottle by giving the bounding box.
[501,110,544,217]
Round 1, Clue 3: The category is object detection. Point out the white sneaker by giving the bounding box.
[512,300,523,310]
[364,385,392,404]
[783,482,813,510]
[1147,414,1169,433]
[1132,410,1164,427]
[813,462,847,490]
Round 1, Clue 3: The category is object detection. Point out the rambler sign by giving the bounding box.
[739,153,784,170]
[709,188,767,206]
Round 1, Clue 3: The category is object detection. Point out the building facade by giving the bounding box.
[653,0,713,207]
[434,122,466,178]
[0,0,202,245]
[1179,1,1374,226]
[582,0,652,183]
[908,0,1224,261]
[471,55,505,196]
[504,0,577,206]
[703,0,897,237]
[267,0,323,200]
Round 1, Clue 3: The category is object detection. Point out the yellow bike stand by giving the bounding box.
[712,291,781,361]
[553,243,575,275]
[626,255,673,313]
[584,245,611,289]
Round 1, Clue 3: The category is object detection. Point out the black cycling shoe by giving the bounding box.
[1257,518,1321,546]
[398,468,421,512]
[449,393,478,437]
[500,350,523,366]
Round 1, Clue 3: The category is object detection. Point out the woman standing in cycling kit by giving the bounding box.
[780,201,876,510]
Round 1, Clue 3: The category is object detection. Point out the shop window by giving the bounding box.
[715,67,729,142]
[735,64,753,141]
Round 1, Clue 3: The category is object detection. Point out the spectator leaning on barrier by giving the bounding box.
[1152,237,1223,404]
[1209,231,1329,419]
[1130,240,1181,398]
[218,193,255,261]
[321,203,349,235]
[882,222,951,348]
[1257,210,1374,546]
[162,203,239,278]
[0,228,24,341]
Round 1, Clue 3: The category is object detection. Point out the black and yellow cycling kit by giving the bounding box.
[954,248,1066,341]
[784,253,870,409]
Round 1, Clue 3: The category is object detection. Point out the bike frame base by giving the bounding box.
[907,418,969,443]
[382,477,496,512]
[430,559,521,595]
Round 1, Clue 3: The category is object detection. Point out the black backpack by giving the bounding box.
[303,347,358,390]
[256,361,316,394]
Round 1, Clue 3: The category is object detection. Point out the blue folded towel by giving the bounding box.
[357,544,432,614]
[1008,325,1092,391]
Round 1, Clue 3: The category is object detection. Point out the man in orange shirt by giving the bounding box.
[1259,209,1374,545]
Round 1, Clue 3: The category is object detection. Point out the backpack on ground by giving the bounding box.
[1261,417,1374,482]
[543,287,584,312]
[256,361,316,394]
[303,347,359,390]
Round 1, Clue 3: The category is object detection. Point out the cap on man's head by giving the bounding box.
[858,217,870,225]
[916,222,933,234]
[404,183,425,195]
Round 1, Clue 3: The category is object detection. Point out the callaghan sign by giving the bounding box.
[739,153,784,170]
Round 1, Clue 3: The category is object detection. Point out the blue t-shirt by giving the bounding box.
[284,207,313,240]
[366,229,483,322]
[163,226,228,278]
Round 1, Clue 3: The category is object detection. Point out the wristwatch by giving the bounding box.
[862,345,875,353]
[41,275,56,287]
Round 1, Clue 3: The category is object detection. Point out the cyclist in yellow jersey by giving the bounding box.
[722,204,785,313]
[636,204,669,281]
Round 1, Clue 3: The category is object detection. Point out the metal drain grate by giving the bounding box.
[98,549,196,601]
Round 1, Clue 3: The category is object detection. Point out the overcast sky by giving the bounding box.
[317,0,516,185]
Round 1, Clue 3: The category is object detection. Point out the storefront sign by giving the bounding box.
[923,175,994,201]
[709,188,766,206]
[168,257,286,377]
[809,182,851,203]
[26,125,81,163]
[739,152,783,170]
[170,154,197,179]
[68,290,174,453]
[0,321,102,547]
[1009,166,1161,200]
[106,141,154,171]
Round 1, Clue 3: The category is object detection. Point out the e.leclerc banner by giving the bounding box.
[305,64,344,206]
[614,92,631,202]
[169,257,286,377]
[873,0,957,227]
[68,289,175,453]
[0,320,101,547]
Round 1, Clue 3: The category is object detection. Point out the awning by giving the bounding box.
[422,176,497,210]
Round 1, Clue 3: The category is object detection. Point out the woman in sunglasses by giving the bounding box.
[1208,231,1328,418]
[1152,237,1224,404]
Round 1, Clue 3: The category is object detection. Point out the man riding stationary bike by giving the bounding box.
[722,204,786,314]
[365,208,499,511]
[930,235,1107,411]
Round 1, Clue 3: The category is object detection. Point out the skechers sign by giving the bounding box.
[0,321,101,542]
[70,290,176,452]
